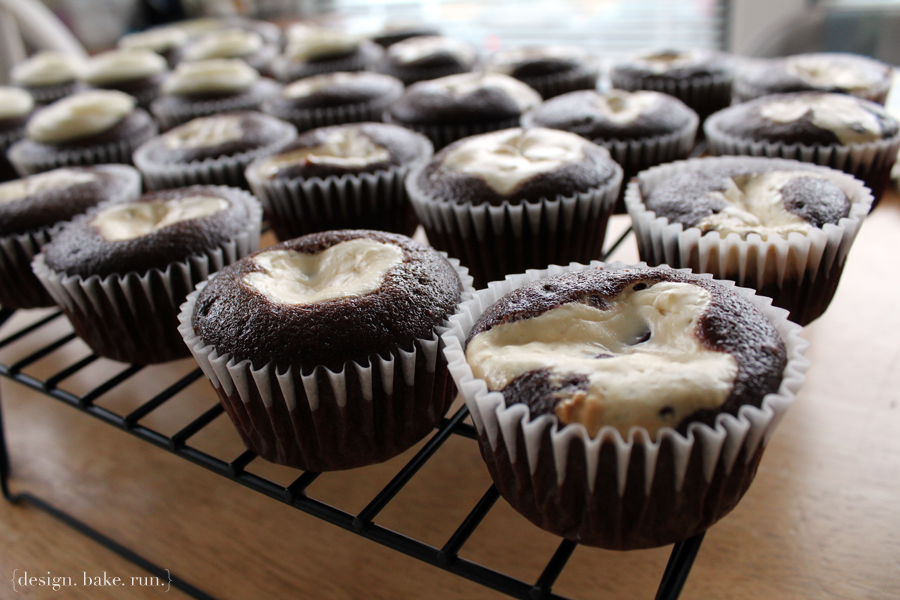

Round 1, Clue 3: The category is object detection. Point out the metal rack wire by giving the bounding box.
[0,226,705,600]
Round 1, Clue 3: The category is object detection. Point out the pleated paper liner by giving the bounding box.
[176,256,474,472]
[440,261,809,549]
[626,156,873,325]
[150,79,281,131]
[514,64,601,100]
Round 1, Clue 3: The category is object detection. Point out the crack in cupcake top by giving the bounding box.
[11,51,82,87]
[162,115,244,149]
[182,28,264,61]
[26,90,135,144]
[91,195,228,241]
[81,49,167,85]
[255,126,390,177]
[243,239,404,304]
[118,26,189,53]
[0,169,96,204]
[758,93,885,144]
[0,86,34,120]
[387,36,477,66]
[162,59,259,96]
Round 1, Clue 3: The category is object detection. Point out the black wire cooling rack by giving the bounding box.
[0,226,705,600]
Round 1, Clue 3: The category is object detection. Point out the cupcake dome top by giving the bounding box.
[162,59,260,97]
[180,28,265,62]
[118,26,190,53]
[81,49,167,85]
[486,45,591,78]
[271,72,403,109]
[385,36,478,69]
[0,87,34,121]
[11,51,82,87]
[26,90,136,144]
[613,48,731,79]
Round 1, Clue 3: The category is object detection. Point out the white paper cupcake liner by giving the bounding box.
[31,191,262,364]
[611,71,732,120]
[262,89,403,132]
[516,64,601,100]
[150,79,282,131]
[176,256,474,472]
[246,134,433,240]
[406,161,623,289]
[704,113,900,204]
[133,123,298,191]
[625,156,873,326]
[440,260,809,549]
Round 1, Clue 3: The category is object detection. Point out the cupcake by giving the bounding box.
[245,122,432,240]
[118,26,191,68]
[32,185,262,364]
[375,36,479,85]
[406,127,623,289]
[625,156,873,325]
[176,28,279,75]
[0,165,141,309]
[370,22,440,48]
[272,27,382,83]
[150,59,280,130]
[610,48,733,121]
[261,72,404,132]
[133,111,297,190]
[733,53,893,105]
[485,45,600,99]
[526,89,698,211]
[7,90,158,176]
[178,229,471,471]
[10,51,84,105]
[441,263,808,549]
[384,72,542,150]
[81,49,168,109]
[0,87,35,182]
[704,92,900,204]
[171,17,283,48]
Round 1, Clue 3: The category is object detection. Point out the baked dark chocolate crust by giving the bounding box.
[43,185,255,278]
[382,37,476,70]
[386,79,535,126]
[530,90,697,141]
[466,267,787,434]
[709,92,899,146]
[370,25,440,48]
[416,135,619,206]
[0,165,139,236]
[138,111,295,164]
[612,49,732,80]
[737,53,892,98]
[259,122,426,180]
[262,72,403,111]
[191,229,463,371]
[642,164,852,230]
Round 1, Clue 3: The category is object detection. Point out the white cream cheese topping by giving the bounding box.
[162,115,243,149]
[0,170,95,203]
[91,195,227,241]
[785,56,876,91]
[591,89,661,124]
[282,71,377,98]
[465,282,738,437]
[162,59,259,96]
[119,26,190,52]
[487,45,588,74]
[387,36,477,66]
[283,29,360,62]
[182,28,264,61]
[441,127,585,195]
[243,239,403,304]
[423,72,542,112]
[81,49,167,85]
[256,128,389,178]
[26,90,135,144]
[0,87,34,120]
[759,93,883,144]
[696,170,822,238]
[10,51,82,86]
[632,49,704,74]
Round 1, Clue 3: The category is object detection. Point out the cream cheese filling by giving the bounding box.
[163,115,243,149]
[759,94,883,144]
[162,59,258,96]
[243,239,403,304]
[82,49,167,85]
[118,26,190,53]
[183,28,264,61]
[282,72,376,98]
[0,170,95,203]
[591,89,661,124]
[91,196,227,241]
[387,36,476,66]
[466,282,738,437]
[632,49,703,74]
[283,29,360,63]
[11,52,82,87]
[255,128,390,178]
[423,72,542,112]
[26,90,135,145]
[785,56,875,92]
[440,127,585,196]
[0,86,34,120]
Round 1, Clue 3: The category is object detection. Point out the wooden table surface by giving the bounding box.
[0,192,898,600]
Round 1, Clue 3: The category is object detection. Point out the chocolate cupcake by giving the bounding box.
[32,185,262,364]
[178,229,472,471]
[442,263,807,550]
[485,45,600,99]
[150,59,280,130]
[133,111,297,190]
[81,49,168,109]
[625,156,873,325]
[0,165,141,309]
[610,48,733,121]
[370,22,440,48]
[272,27,382,83]
[10,51,84,104]
[375,36,479,85]
[261,71,403,132]
[118,26,191,68]
[407,127,623,288]
[526,89,698,211]
[704,92,900,204]
[734,53,893,105]
[7,90,158,176]
[175,28,279,75]
[0,87,35,182]
[384,72,542,150]
[245,122,432,239]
